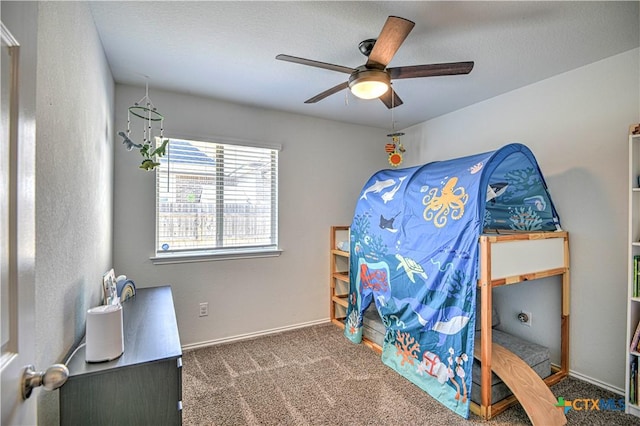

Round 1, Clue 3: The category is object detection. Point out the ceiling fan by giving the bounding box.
[276,16,474,109]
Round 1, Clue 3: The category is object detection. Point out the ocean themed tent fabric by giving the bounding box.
[343,143,561,418]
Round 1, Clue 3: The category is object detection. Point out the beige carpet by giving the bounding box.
[182,323,637,425]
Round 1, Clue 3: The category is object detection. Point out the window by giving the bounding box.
[154,137,279,262]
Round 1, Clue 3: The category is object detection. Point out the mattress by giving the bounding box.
[360,305,551,405]
[362,305,386,345]
[471,329,551,404]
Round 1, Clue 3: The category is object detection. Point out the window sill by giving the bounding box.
[150,248,283,265]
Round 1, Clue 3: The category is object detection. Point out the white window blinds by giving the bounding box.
[156,137,278,256]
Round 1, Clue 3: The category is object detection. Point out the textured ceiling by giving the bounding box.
[89,1,639,129]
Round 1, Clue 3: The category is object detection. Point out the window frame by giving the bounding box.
[151,134,282,264]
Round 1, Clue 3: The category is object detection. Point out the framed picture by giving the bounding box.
[102,268,117,305]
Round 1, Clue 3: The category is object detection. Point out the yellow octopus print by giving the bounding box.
[422,177,469,228]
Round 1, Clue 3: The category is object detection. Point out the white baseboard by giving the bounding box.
[182,318,330,351]
[568,368,624,396]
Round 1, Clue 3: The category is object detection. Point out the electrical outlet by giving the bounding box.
[199,302,209,317]
[518,311,532,327]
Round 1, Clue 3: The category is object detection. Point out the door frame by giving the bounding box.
[1,5,38,424]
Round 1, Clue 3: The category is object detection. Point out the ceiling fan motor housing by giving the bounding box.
[358,38,377,56]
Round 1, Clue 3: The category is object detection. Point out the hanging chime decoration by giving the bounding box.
[118,80,169,171]
[385,89,406,167]
[386,131,405,167]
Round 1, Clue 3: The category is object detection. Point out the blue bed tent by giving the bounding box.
[343,143,561,418]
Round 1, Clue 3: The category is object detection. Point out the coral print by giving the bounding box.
[395,331,420,366]
[509,206,544,231]
[446,347,469,402]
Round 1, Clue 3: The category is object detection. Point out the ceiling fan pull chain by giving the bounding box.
[391,88,395,130]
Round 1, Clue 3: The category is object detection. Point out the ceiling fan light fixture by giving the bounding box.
[348,69,390,100]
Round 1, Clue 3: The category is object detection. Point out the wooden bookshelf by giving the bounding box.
[330,226,349,328]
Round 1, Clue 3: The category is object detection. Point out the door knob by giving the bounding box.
[21,363,69,400]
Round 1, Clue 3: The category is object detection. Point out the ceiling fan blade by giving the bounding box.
[304,81,349,104]
[367,16,415,68]
[276,54,354,74]
[388,61,475,79]
[379,88,403,109]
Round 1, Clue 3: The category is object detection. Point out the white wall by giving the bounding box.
[113,85,387,346]
[34,2,114,423]
[401,48,640,392]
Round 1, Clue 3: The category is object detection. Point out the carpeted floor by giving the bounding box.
[182,323,637,425]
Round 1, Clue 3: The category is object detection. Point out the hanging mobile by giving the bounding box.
[386,132,404,167]
[118,79,169,171]
[385,89,405,167]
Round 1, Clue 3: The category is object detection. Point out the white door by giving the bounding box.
[0,9,37,425]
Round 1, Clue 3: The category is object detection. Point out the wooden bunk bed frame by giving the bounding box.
[474,231,570,422]
[332,228,570,424]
